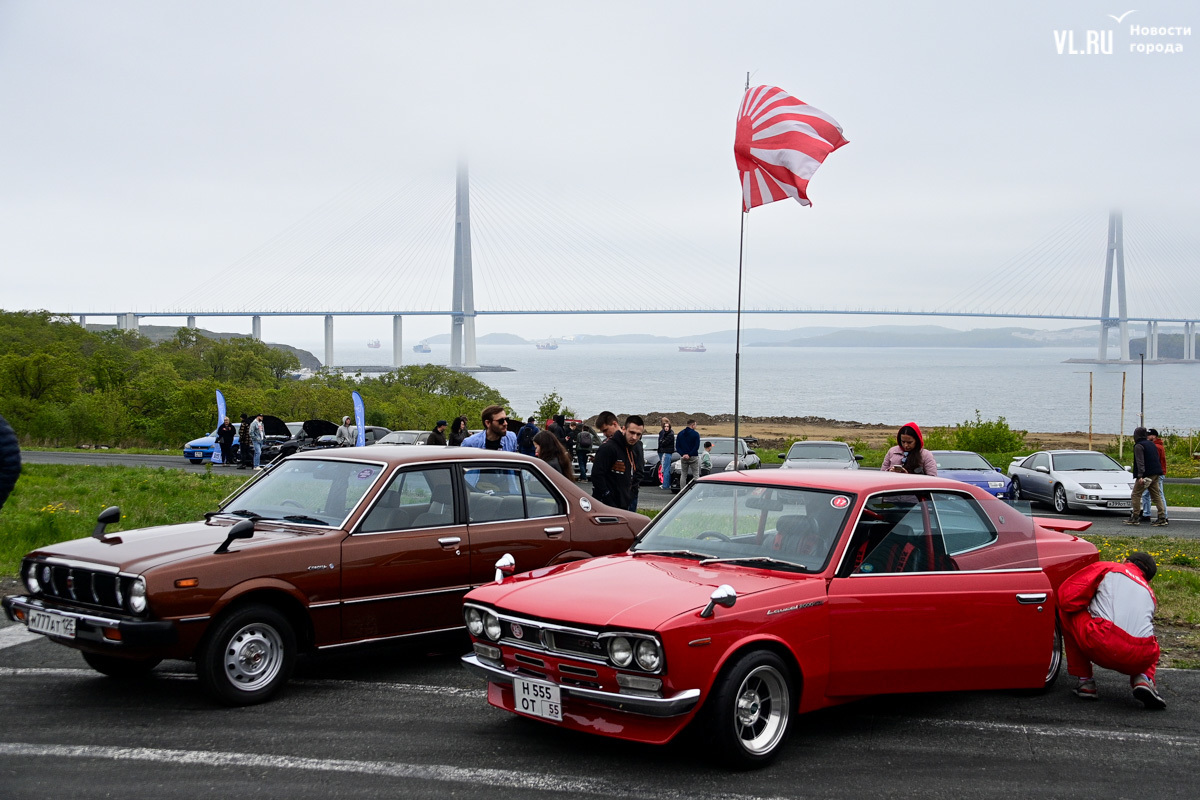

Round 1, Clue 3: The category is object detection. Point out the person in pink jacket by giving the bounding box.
[1058,551,1165,709]
[880,422,938,476]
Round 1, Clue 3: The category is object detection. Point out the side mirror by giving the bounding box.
[215,519,256,554]
[777,453,786,460]
[854,455,864,462]
[92,506,121,539]
[700,584,737,618]
[1125,466,1132,472]
[1035,466,1050,474]
[494,553,516,584]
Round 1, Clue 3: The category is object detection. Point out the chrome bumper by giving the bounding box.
[461,653,701,718]
[2,595,177,647]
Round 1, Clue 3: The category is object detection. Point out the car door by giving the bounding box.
[826,489,1052,696]
[462,465,571,584]
[340,465,469,641]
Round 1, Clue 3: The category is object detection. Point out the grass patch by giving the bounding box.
[1166,483,1200,507]
[0,464,249,574]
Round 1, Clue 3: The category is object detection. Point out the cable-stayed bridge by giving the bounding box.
[59,166,1198,368]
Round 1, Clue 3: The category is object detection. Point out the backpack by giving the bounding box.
[517,424,536,451]
[578,430,594,448]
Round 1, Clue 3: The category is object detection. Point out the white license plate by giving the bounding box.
[513,676,562,721]
[1107,500,1131,508]
[27,609,76,639]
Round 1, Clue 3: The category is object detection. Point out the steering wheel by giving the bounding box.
[280,500,305,509]
[697,531,731,542]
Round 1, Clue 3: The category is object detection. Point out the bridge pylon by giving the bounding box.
[450,161,478,368]
[1096,210,1130,361]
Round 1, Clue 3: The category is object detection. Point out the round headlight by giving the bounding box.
[24,563,41,594]
[634,638,662,672]
[608,636,633,667]
[464,607,484,637]
[129,577,147,614]
[483,611,502,641]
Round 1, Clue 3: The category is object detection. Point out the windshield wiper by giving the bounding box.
[632,549,709,560]
[225,509,264,519]
[280,514,330,526]
[699,555,805,569]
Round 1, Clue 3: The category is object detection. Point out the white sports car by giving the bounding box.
[1008,449,1135,513]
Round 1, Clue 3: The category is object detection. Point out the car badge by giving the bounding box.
[579,497,592,512]
[831,495,849,509]
[510,623,524,640]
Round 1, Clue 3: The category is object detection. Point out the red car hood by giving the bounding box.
[29,520,328,576]
[469,553,811,631]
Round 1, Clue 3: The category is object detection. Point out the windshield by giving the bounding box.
[1053,452,1124,472]
[935,452,994,470]
[709,440,745,456]
[221,458,385,527]
[787,443,851,461]
[632,482,853,571]
[380,432,418,444]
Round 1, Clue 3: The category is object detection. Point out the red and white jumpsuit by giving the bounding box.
[1058,561,1160,683]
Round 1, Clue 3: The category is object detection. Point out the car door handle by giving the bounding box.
[591,516,623,525]
[543,526,565,536]
[438,536,462,548]
[1016,593,1047,604]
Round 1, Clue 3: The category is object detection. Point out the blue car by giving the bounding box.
[931,450,1012,498]
[183,417,299,464]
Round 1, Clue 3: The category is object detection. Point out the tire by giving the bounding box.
[706,651,793,769]
[1044,625,1063,690]
[1053,484,1069,514]
[1009,477,1021,502]
[82,651,162,679]
[189,459,204,465]
[197,604,295,706]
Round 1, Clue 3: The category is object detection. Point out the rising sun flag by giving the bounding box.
[735,85,848,211]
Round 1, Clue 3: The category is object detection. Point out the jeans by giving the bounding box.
[1141,475,1166,519]
[1132,476,1166,520]
[577,450,589,481]
[659,452,673,488]
[252,441,262,468]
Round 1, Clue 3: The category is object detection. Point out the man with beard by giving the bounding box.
[590,412,645,511]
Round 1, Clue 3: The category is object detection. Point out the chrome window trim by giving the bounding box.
[929,490,1000,557]
[317,624,465,650]
[352,462,458,535]
[847,566,1044,578]
[350,521,465,537]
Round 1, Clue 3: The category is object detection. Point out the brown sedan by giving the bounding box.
[3,447,647,705]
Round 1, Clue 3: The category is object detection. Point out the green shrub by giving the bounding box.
[953,410,1026,453]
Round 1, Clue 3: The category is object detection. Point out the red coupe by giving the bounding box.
[461,469,1098,767]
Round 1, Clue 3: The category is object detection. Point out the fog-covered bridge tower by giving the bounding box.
[450,161,478,368]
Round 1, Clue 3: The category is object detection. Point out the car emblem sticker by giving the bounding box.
[356,468,374,479]
[831,495,849,509]
[579,497,592,512]
[510,623,524,640]
[861,563,874,572]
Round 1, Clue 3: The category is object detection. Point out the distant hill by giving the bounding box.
[85,323,323,369]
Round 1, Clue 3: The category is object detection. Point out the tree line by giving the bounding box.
[0,311,507,447]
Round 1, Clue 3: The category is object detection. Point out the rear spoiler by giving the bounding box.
[1033,516,1093,533]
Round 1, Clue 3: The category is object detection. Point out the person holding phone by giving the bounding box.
[880,422,937,476]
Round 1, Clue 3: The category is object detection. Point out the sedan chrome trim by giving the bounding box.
[341,585,472,605]
[462,654,700,718]
[308,601,341,609]
[847,567,1044,578]
[37,557,121,575]
[318,624,464,650]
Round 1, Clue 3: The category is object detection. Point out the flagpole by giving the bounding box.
[732,72,749,469]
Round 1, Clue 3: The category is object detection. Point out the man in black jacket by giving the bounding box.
[427,420,448,446]
[0,413,20,511]
[590,412,645,510]
[1128,426,1167,526]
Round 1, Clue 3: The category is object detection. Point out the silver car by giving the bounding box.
[1008,450,1134,513]
[777,440,863,470]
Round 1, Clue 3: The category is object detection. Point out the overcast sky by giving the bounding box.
[2,0,1197,345]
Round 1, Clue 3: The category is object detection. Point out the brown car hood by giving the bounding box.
[29,520,328,575]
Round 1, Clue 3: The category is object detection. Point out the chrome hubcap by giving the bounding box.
[223,623,284,691]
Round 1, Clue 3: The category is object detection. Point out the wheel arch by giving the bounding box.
[707,635,804,711]
[205,584,315,654]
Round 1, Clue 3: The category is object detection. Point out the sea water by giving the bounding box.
[310,343,1196,435]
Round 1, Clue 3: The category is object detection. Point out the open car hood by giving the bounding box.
[302,419,339,438]
[261,414,290,438]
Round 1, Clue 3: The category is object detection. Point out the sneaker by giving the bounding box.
[1124,517,1141,526]
[1072,678,1098,699]
[1132,675,1166,709]
[1152,518,1168,527]
[253,466,263,471]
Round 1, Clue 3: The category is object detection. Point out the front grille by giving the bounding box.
[549,630,607,660]
[30,560,128,614]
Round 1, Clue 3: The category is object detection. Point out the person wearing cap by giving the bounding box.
[1058,551,1166,709]
[427,420,448,446]
[1128,426,1167,526]
[1139,428,1168,522]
